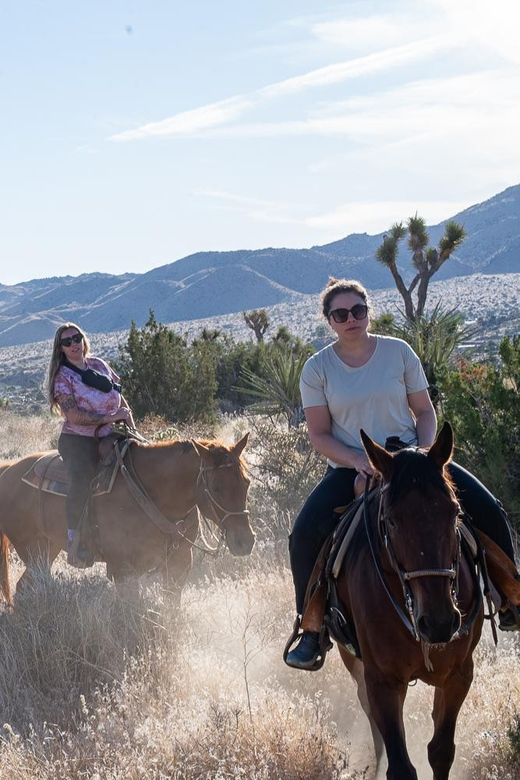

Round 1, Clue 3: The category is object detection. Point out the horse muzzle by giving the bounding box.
[225,522,256,556]
[415,607,462,645]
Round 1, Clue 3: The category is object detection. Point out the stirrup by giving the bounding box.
[283,618,332,672]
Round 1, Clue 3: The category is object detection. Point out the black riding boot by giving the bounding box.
[285,631,333,670]
[499,606,520,632]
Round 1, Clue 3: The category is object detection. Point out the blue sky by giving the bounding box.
[2,0,519,285]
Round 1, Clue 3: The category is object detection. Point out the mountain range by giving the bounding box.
[1,184,519,348]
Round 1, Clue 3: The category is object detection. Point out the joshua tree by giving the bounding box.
[375,216,466,320]
[243,309,270,342]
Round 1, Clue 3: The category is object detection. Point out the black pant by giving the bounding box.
[58,433,99,531]
[289,462,516,614]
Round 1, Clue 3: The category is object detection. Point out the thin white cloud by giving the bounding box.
[196,188,474,234]
[202,68,520,144]
[110,34,451,141]
[258,34,449,98]
[112,96,254,141]
[434,0,520,64]
[196,188,307,225]
[307,200,472,234]
[310,14,417,52]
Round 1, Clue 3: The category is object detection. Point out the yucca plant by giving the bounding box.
[376,216,466,319]
[235,346,308,428]
[388,303,478,402]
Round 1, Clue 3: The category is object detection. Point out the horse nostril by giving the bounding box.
[417,612,460,644]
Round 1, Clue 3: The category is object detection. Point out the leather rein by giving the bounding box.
[363,477,482,643]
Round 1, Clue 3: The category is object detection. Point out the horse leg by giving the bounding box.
[339,649,384,773]
[15,537,61,596]
[0,531,12,608]
[162,542,193,607]
[428,663,474,780]
[364,669,417,780]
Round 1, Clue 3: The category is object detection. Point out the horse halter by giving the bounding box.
[196,461,250,532]
[368,480,462,643]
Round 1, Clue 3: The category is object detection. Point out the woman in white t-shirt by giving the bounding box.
[47,322,135,567]
[285,278,518,670]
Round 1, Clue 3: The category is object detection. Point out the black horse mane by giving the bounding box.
[386,447,456,507]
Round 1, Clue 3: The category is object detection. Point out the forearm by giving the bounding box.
[415,408,437,448]
[59,397,117,428]
[309,430,372,474]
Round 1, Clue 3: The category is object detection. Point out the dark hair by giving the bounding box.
[320,277,371,319]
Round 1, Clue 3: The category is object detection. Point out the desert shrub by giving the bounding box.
[0,560,346,780]
[0,565,179,733]
[247,418,325,521]
[0,410,60,459]
[116,311,219,424]
[440,336,520,525]
[507,713,520,766]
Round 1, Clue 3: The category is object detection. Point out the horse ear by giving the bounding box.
[191,439,211,458]
[427,421,454,470]
[360,429,395,481]
[232,432,249,457]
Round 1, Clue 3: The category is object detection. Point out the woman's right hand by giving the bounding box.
[112,407,133,425]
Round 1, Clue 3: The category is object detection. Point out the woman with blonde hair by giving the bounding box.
[285,277,518,670]
[47,322,135,566]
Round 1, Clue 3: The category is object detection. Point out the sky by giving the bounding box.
[1,0,520,286]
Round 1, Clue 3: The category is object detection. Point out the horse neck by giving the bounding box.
[131,441,200,514]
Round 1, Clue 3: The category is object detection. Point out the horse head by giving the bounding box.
[191,433,255,557]
[360,422,462,645]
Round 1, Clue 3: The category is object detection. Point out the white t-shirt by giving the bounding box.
[300,335,429,467]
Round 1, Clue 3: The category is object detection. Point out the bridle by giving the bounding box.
[363,478,469,643]
[117,442,249,557]
[172,460,250,556]
[196,460,250,532]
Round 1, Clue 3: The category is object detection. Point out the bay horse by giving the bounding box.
[336,423,483,780]
[0,433,254,601]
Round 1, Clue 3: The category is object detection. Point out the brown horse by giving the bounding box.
[336,423,483,780]
[0,433,254,600]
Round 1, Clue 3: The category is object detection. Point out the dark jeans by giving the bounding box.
[58,433,99,531]
[289,462,516,614]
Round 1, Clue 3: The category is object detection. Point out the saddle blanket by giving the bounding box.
[21,441,129,498]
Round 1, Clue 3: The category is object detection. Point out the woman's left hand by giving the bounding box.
[353,451,374,478]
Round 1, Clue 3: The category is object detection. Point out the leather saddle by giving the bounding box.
[21,435,131,498]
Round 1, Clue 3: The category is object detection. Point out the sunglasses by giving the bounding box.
[60,333,84,347]
[328,304,368,323]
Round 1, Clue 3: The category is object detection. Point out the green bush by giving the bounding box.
[115,311,218,423]
[440,336,520,525]
[248,418,325,520]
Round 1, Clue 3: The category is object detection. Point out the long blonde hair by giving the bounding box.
[46,323,91,413]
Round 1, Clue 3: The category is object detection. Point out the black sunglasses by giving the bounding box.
[328,304,368,323]
[60,333,84,347]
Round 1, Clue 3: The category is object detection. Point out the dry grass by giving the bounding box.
[0,410,61,460]
[0,412,518,778]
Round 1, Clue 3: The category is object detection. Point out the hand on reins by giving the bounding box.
[112,407,133,426]
[353,451,374,479]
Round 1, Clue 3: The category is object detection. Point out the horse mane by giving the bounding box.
[134,437,249,477]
